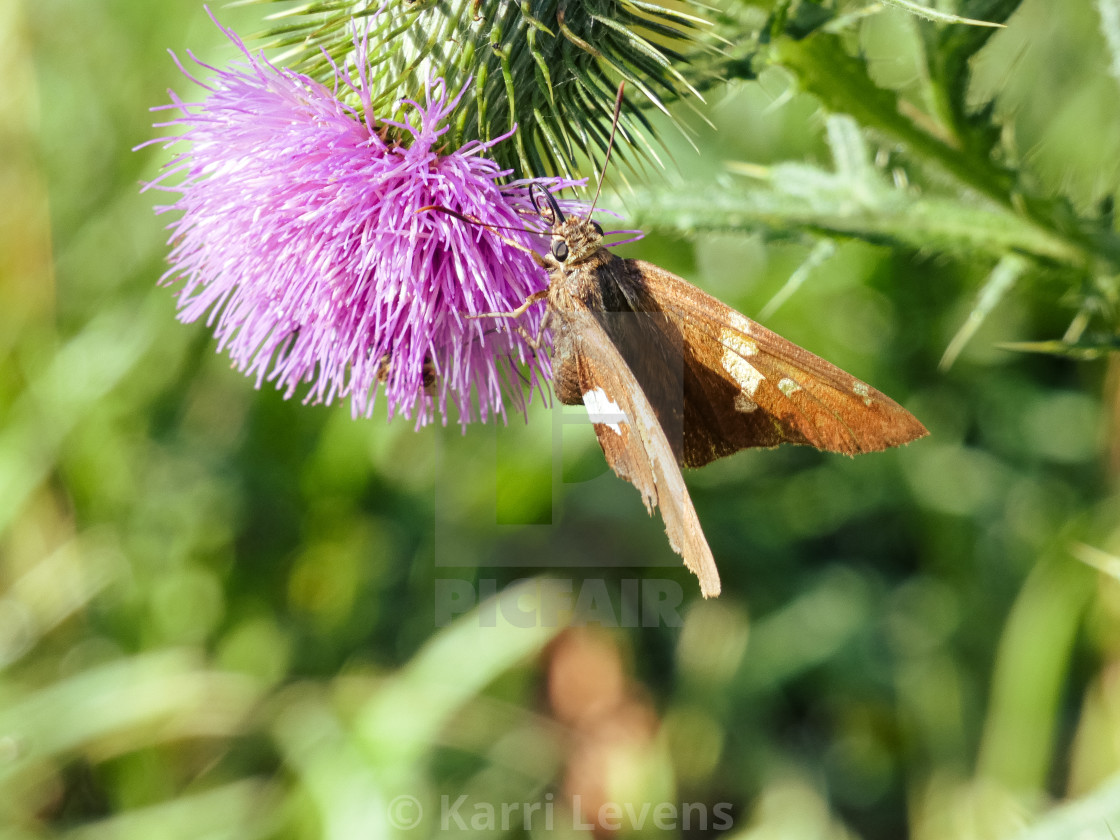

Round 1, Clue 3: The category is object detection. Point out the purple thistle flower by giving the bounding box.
[140,13,585,427]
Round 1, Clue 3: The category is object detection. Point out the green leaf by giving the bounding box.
[940,253,1028,370]
[272,580,567,837]
[0,302,158,535]
[998,335,1120,360]
[920,0,1023,161]
[760,238,837,319]
[976,558,1094,791]
[617,116,1085,266]
[56,781,275,840]
[877,0,1005,27]
[1096,0,1120,86]
[0,532,120,669]
[1072,542,1120,581]
[354,578,566,768]
[756,25,1120,275]
[1007,769,1120,840]
[765,29,1016,205]
[0,652,260,787]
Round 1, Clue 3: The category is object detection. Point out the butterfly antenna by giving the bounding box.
[587,82,625,220]
[417,205,538,255]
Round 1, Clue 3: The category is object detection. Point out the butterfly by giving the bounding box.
[452,79,928,597]
[477,183,928,598]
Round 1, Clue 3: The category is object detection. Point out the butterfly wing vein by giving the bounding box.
[618,260,928,465]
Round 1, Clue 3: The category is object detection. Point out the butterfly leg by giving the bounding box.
[468,289,548,322]
[466,289,550,349]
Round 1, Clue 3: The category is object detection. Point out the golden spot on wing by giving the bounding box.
[778,377,801,397]
[721,346,764,396]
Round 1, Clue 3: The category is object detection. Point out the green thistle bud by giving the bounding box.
[250,0,711,177]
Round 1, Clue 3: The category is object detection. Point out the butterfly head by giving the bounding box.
[530,184,605,267]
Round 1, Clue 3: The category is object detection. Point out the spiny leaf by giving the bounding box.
[878,0,1005,27]
[940,253,1028,370]
[999,335,1120,360]
[920,0,1023,159]
[755,26,1120,274]
[619,116,1085,266]
[765,29,1016,204]
[1072,542,1120,581]
[760,238,837,319]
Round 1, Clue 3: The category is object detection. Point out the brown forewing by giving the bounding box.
[607,259,929,467]
[551,304,722,599]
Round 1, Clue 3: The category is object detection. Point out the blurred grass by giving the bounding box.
[4,0,1120,839]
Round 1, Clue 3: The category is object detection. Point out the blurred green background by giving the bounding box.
[5,0,1120,838]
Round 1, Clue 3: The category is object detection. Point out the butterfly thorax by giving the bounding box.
[543,220,687,451]
[544,218,616,319]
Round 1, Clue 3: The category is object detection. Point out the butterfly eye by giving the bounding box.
[552,240,569,261]
[591,221,604,236]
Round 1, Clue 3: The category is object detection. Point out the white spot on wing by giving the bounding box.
[778,377,801,397]
[734,392,758,413]
[852,381,873,406]
[721,347,764,396]
[721,329,758,357]
[727,311,755,337]
[582,387,627,434]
